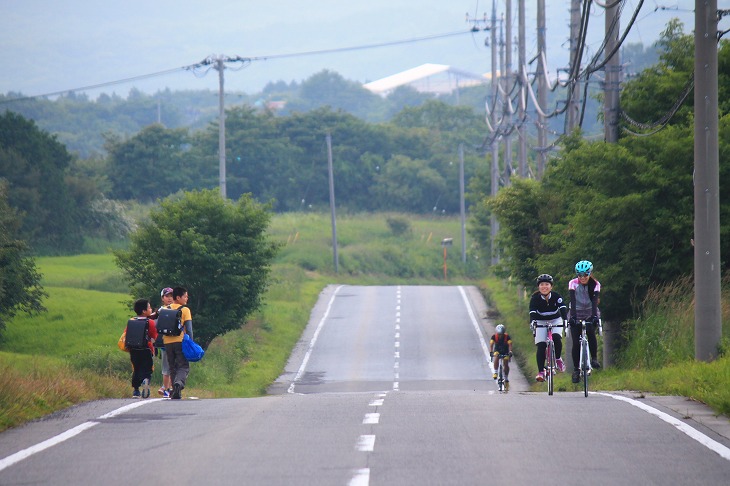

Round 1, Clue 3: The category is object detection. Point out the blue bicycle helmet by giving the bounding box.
[575,260,593,276]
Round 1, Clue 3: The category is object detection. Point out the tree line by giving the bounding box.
[468,21,730,324]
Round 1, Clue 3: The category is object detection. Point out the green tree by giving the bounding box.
[0,111,84,253]
[621,19,696,130]
[114,190,280,348]
[373,155,447,212]
[106,124,195,201]
[0,181,46,338]
[284,70,386,121]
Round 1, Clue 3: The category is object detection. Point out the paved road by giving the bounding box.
[0,285,728,485]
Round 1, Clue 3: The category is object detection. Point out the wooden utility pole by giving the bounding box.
[603,1,620,143]
[326,133,339,274]
[459,144,466,264]
[517,0,527,177]
[536,0,547,178]
[198,54,248,198]
[694,0,721,361]
[216,57,227,198]
[503,1,512,186]
[567,0,582,132]
[490,0,500,266]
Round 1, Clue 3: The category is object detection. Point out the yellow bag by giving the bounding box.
[117,331,129,352]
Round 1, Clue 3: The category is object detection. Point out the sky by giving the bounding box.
[0,0,697,99]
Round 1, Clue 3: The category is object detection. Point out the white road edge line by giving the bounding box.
[457,286,496,380]
[0,399,162,472]
[288,284,344,394]
[595,392,730,461]
[349,468,370,486]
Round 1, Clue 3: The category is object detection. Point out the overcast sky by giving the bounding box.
[0,0,697,98]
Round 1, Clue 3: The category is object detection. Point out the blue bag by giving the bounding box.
[182,333,205,362]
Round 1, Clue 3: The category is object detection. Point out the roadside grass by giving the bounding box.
[0,351,126,431]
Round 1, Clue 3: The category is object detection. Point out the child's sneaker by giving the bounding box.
[556,358,565,372]
[132,389,141,399]
[492,372,498,379]
[535,371,545,382]
[141,378,150,399]
[162,389,171,399]
[157,386,166,396]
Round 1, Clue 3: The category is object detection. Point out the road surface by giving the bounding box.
[0,285,728,485]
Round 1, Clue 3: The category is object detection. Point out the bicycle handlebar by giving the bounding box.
[531,322,564,328]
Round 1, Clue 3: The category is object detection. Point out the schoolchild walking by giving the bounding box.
[163,287,193,400]
[126,299,158,399]
[152,287,174,397]
[529,274,568,382]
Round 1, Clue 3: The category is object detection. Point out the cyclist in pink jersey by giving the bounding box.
[568,260,602,383]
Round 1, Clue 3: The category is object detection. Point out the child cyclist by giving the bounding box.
[529,274,568,382]
[489,324,513,382]
[568,260,602,383]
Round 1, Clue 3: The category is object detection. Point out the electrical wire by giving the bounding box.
[0,29,473,105]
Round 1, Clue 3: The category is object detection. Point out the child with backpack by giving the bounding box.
[125,298,159,399]
[151,287,174,397]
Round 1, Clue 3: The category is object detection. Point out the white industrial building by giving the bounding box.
[363,63,492,96]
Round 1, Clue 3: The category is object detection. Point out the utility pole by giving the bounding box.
[198,54,247,199]
[490,0,500,266]
[567,0,582,132]
[326,133,339,274]
[503,2,512,187]
[604,1,620,143]
[459,144,466,264]
[536,0,547,178]
[694,0,721,361]
[517,0,527,177]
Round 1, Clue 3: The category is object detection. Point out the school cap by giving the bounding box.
[160,287,173,297]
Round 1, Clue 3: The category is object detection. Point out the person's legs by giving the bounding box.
[536,342,547,372]
[570,324,581,367]
[167,342,190,398]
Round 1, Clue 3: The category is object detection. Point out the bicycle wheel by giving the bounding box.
[582,340,590,397]
[547,340,555,396]
[497,360,504,392]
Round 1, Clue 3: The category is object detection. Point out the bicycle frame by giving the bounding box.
[532,321,564,396]
[577,319,602,397]
[577,320,592,397]
[493,352,510,392]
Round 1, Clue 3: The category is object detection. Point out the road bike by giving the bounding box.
[493,352,511,392]
[576,319,602,397]
[532,321,564,396]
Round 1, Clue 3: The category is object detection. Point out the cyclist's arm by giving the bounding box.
[568,288,577,320]
[592,290,601,319]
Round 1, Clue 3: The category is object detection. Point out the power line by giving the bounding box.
[0,30,473,105]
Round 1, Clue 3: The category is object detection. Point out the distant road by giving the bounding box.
[0,285,728,485]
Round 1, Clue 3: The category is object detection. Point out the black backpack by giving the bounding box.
[125,318,150,350]
[156,306,184,336]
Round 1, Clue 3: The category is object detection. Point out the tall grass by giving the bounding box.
[618,275,730,369]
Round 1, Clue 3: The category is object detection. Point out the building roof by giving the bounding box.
[363,63,491,96]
